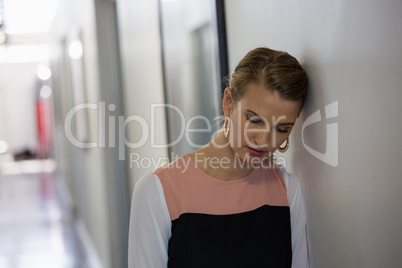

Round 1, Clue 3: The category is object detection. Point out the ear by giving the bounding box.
[222,87,233,117]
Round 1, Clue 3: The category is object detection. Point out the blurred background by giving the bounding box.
[0,0,401,268]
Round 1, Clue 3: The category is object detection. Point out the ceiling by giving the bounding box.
[0,0,62,63]
[0,0,60,45]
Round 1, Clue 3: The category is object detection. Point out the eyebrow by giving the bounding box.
[245,109,295,126]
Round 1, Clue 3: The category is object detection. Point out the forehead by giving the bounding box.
[235,83,301,122]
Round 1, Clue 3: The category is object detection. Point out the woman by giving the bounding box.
[129,47,309,267]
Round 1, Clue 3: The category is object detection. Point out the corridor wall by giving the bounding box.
[225,1,402,267]
[115,0,169,191]
[51,0,112,267]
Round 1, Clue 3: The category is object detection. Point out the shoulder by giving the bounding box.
[132,173,165,205]
[152,154,191,178]
[278,165,302,190]
[277,165,303,205]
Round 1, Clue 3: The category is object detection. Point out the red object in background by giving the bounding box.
[36,99,52,158]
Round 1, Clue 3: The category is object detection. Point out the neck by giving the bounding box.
[189,132,254,181]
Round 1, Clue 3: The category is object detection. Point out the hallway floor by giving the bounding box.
[0,162,92,268]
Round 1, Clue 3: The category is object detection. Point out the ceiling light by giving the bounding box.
[68,39,83,59]
[37,64,52,80]
[3,0,59,34]
[40,85,52,99]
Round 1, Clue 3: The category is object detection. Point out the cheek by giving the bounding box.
[229,119,248,147]
[273,134,289,148]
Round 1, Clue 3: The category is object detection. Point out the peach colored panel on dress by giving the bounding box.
[153,154,289,221]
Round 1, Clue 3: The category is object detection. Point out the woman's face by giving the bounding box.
[222,83,302,165]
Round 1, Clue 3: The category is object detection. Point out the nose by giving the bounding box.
[254,129,271,149]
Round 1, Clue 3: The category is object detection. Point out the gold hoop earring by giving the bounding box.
[223,117,231,138]
[278,137,290,153]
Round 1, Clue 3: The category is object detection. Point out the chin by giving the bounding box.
[233,151,267,169]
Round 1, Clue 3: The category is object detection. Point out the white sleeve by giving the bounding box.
[280,167,309,268]
[128,173,171,268]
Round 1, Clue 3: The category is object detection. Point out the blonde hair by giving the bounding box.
[227,47,308,105]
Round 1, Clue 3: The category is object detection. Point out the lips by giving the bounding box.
[246,146,266,157]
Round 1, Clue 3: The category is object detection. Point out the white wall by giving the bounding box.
[225,0,402,267]
[76,1,111,264]
[50,0,111,267]
[0,62,38,154]
[116,0,168,191]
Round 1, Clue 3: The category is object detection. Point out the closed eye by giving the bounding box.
[275,124,294,133]
[276,127,289,133]
[246,114,264,125]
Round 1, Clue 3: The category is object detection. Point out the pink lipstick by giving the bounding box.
[247,146,266,157]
